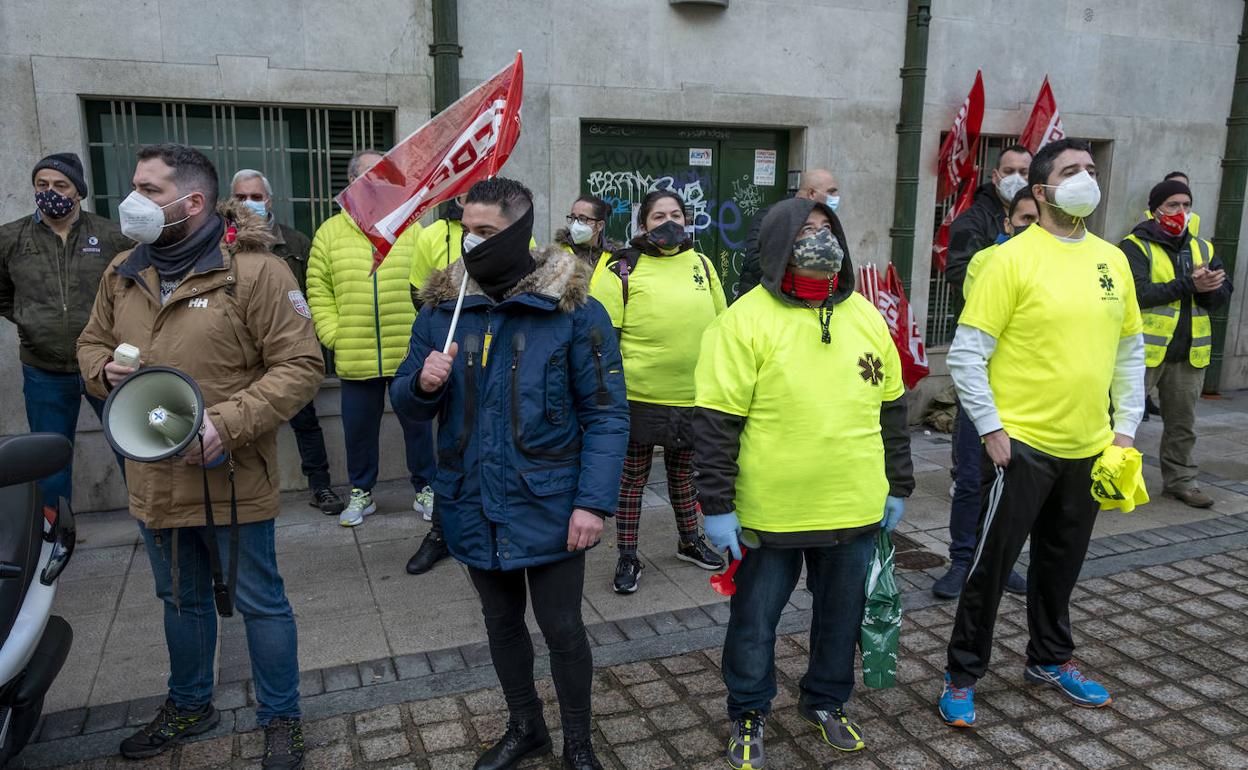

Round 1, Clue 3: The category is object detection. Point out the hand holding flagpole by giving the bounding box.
[444,271,470,353]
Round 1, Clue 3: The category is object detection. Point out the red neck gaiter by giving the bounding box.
[781,271,838,302]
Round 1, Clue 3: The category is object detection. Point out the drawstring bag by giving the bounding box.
[861,529,901,689]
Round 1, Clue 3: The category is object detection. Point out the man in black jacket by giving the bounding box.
[1120,179,1232,508]
[733,169,838,302]
[943,145,1032,299]
[231,169,345,516]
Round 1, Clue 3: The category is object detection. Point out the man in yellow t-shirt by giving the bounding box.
[938,139,1145,729]
[695,198,913,765]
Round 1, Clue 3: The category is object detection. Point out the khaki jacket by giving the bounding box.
[77,201,324,529]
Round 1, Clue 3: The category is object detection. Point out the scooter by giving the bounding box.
[0,433,77,767]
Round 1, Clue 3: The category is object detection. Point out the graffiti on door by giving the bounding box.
[585,169,713,238]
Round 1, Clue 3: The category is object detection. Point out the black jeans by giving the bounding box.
[289,399,331,490]
[946,439,1098,687]
[468,554,592,733]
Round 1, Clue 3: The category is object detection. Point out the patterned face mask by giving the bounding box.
[35,190,76,219]
[791,228,844,274]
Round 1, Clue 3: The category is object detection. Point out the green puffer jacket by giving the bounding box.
[306,211,421,380]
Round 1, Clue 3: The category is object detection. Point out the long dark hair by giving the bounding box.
[636,190,685,232]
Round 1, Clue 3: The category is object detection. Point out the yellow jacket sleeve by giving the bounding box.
[305,221,339,349]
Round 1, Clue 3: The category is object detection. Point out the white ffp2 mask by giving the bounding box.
[1045,170,1101,219]
[118,191,191,244]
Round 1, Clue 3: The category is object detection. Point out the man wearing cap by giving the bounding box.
[0,153,131,508]
[1120,178,1233,508]
[695,197,913,767]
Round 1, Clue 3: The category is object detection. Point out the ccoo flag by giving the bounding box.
[936,70,985,200]
[1019,76,1065,154]
[338,51,524,270]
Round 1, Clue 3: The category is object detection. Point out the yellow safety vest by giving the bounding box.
[1125,234,1213,368]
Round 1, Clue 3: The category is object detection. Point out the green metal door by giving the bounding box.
[580,124,789,299]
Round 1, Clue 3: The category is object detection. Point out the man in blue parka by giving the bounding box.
[391,177,628,770]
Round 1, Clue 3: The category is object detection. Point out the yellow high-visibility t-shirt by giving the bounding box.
[590,248,726,406]
[409,219,463,290]
[958,225,1143,459]
[695,289,904,532]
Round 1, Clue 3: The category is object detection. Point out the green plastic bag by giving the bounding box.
[860,529,901,689]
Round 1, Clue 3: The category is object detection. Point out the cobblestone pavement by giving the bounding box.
[28,546,1248,769]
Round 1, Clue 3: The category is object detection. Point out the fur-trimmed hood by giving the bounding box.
[217,198,277,254]
[421,245,592,313]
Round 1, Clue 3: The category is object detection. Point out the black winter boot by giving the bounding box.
[473,714,551,770]
[407,531,450,575]
[562,729,604,770]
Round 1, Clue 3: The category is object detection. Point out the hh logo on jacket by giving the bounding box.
[187,297,209,309]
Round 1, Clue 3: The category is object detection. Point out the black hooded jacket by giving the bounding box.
[692,198,915,547]
[945,182,1006,299]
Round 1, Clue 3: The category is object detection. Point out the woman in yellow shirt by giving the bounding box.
[589,190,727,593]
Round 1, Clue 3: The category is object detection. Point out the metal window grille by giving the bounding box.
[83,99,395,237]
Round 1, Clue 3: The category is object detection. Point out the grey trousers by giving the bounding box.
[1145,360,1207,491]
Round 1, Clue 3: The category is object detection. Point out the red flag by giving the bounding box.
[1019,76,1064,154]
[931,170,977,272]
[339,52,524,269]
[936,71,985,200]
[857,262,930,390]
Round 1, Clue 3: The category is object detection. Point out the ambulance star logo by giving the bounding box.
[1100,275,1115,291]
[858,353,884,386]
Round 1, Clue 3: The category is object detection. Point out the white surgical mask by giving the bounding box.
[242,199,268,220]
[462,232,486,253]
[569,220,595,245]
[118,191,191,244]
[825,195,840,212]
[996,173,1028,204]
[1044,170,1101,219]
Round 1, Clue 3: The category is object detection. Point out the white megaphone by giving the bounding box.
[102,365,221,466]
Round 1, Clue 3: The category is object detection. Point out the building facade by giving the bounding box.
[2,0,1245,510]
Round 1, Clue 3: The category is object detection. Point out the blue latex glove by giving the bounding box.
[881,496,905,532]
[704,511,743,561]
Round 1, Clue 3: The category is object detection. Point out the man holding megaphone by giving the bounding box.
[77,144,324,770]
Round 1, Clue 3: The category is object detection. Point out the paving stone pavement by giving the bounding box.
[21,545,1248,769]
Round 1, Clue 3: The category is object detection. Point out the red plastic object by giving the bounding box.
[710,553,745,596]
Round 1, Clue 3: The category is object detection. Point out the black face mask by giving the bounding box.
[462,204,536,301]
[645,219,688,252]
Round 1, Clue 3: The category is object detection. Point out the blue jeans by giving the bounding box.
[339,377,436,492]
[289,399,331,490]
[949,404,983,565]
[21,364,111,508]
[721,531,875,718]
[140,519,300,724]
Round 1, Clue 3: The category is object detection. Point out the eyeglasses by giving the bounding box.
[566,215,602,225]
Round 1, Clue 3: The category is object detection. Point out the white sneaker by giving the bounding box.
[340,488,376,527]
[413,485,435,521]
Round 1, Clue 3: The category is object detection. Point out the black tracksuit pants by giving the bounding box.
[947,438,1099,688]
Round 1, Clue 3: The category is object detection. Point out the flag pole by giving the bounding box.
[443,270,469,354]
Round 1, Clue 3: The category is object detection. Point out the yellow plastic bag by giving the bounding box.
[1091,445,1150,513]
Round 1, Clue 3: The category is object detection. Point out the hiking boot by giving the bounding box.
[932,562,968,600]
[413,485,435,521]
[262,717,305,770]
[473,715,551,770]
[676,536,725,570]
[406,531,450,575]
[727,711,765,769]
[1024,661,1112,707]
[120,699,219,759]
[561,731,604,770]
[340,488,375,527]
[310,486,344,516]
[1004,569,1027,595]
[613,554,643,594]
[798,703,865,752]
[1165,487,1215,509]
[938,673,976,727]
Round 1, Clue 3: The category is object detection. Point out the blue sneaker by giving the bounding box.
[1023,661,1112,707]
[938,673,976,727]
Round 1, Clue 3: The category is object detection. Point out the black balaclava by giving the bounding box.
[462,204,536,301]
